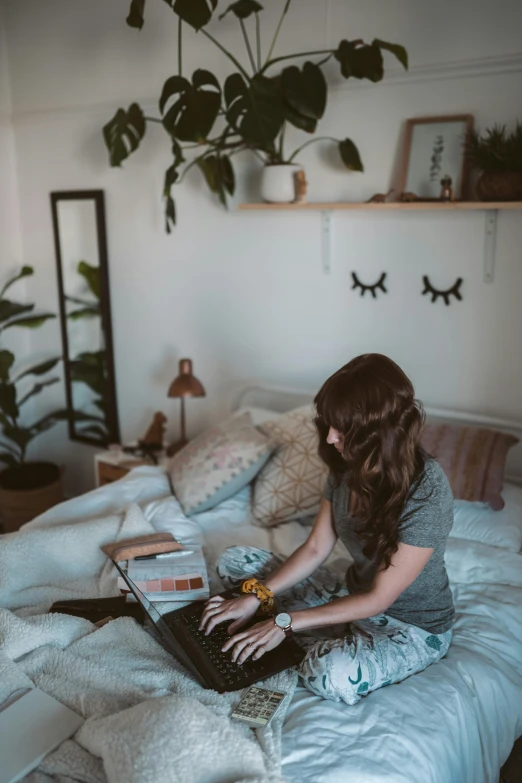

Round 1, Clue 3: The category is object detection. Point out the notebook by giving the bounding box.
[0,688,84,783]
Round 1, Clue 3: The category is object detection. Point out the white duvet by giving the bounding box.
[21,467,522,783]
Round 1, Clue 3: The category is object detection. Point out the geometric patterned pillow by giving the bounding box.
[420,423,518,510]
[168,413,274,516]
[252,406,328,527]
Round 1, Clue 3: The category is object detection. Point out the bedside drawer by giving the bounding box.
[96,460,148,486]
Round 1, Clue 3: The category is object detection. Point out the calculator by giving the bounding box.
[231,686,286,727]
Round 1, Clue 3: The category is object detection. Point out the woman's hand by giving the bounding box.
[199,593,260,636]
[221,619,285,664]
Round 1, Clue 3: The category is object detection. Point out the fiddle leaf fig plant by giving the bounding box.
[104,0,408,231]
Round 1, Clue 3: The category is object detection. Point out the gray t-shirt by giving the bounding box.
[324,458,455,633]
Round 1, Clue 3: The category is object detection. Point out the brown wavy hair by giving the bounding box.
[314,353,427,570]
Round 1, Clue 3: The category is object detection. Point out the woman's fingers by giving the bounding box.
[227,617,248,635]
[221,630,249,653]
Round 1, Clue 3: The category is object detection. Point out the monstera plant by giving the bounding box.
[103,0,408,229]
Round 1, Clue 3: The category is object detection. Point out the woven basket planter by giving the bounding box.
[476,172,522,201]
[0,462,63,533]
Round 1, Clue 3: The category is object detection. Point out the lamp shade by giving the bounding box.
[167,358,205,399]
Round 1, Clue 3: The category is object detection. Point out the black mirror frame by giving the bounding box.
[50,189,120,448]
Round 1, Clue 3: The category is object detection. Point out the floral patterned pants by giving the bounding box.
[217,546,453,706]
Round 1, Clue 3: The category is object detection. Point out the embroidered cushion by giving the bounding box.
[169,413,274,515]
[252,406,328,527]
[420,423,518,510]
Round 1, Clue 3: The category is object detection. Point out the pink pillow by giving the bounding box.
[420,424,518,510]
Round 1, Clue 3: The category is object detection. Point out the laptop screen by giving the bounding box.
[112,559,199,676]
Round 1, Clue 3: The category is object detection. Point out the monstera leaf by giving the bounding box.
[281,62,326,133]
[173,0,217,30]
[339,138,363,171]
[225,73,284,147]
[103,103,146,167]
[160,70,221,143]
[198,155,235,206]
[126,0,146,28]
[335,38,408,82]
[219,0,263,20]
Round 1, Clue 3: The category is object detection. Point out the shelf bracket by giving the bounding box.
[321,210,332,274]
[483,210,498,283]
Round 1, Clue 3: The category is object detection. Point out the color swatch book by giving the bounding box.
[125,545,209,602]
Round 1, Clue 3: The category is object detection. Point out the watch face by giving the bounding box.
[275,612,292,629]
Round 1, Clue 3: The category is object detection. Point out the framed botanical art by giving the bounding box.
[398,114,474,200]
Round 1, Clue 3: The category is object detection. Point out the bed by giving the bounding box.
[2,386,522,783]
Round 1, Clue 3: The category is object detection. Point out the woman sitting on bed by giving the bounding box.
[200,353,455,705]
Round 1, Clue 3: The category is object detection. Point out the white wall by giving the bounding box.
[3,0,522,495]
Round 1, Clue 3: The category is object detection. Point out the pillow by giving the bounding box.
[420,423,518,510]
[252,405,328,527]
[450,482,522,552]
[168,413,274,516]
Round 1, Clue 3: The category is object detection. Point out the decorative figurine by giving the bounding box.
[399,191,419,202]
[139,411,167,451]
[367,188,394,203]
[439,175,454,202]
[293,170,308,203]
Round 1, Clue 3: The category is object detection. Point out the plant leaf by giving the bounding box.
[15,357,61,381]
[160,70,221,143]
[0,382,18,420]
[373,39,408,70]
[70,351,107,396]
[281,62,327,121]
[173,0,217,30]
[219,0,263,20]
[2,314,56,331]
[198,154,235,206]
[225,73,284,147]
[19,378,60,407]
[126,0,146,29]
[77,423,109,438]
[0,300,34,324]
[67,307,101,320]
[78,261,101,299]
[339,138,364,171]
[0,266,33,299]
[0,350,15,382]
[335,39,384,82]
[3,424,34,449]
[103,104,146,167]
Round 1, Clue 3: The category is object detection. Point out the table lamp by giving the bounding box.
[166,358,205,457]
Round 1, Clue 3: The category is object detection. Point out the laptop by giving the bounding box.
[113,560,305,693]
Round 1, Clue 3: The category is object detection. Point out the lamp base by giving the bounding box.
[166,438,188,458]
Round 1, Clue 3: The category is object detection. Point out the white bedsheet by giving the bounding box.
[26,468,522,783]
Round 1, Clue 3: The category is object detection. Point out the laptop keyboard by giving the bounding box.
[179,609,268,686]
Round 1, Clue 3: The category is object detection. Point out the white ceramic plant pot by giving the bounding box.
[260,164,301,203]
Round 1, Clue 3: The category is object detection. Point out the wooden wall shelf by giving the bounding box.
[238,201,522,280]
[239,201,522,211]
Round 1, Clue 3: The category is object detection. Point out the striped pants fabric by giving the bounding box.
[217,545,452,706]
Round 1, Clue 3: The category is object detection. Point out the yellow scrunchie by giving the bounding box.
[241,578,276,614]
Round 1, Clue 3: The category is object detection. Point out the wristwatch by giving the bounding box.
[274,612,293,638]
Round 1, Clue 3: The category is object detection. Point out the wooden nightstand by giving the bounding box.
[94,450,168,487]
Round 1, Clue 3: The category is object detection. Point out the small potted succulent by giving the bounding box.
[0,266,66,531]
[466,122,522,201]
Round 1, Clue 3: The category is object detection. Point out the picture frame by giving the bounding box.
[397,114,474,201]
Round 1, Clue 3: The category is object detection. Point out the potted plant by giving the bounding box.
[0,266,66,532]
[103,0,407,224]
[466,122,522,201]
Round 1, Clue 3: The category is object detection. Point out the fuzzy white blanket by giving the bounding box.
[0,502,297,783]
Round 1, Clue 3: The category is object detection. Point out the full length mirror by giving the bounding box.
[51,190,120,446]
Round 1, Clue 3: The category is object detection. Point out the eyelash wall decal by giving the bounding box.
[422,276,463,305]
[351,272,388,298]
